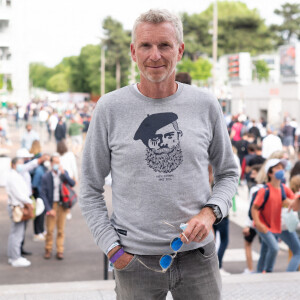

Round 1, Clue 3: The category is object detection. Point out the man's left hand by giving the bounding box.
[180,207,216,244]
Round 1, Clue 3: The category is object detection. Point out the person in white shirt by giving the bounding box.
[6,158,33,267]
[21,124,39,151]
[262,125,283,159]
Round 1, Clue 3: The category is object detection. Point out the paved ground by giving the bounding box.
[1,273,300,300]
[0,118,299,299]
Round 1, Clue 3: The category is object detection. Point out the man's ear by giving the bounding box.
[177,43,185,62]
[131,44,137,62]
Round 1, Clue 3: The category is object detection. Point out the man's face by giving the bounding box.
[51,156,60,170]
[147,123,181,154]
[26,125,32,132]
[131,22,184,84]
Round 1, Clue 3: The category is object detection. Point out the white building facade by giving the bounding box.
[217,45,300,126]
[0,0,29,106]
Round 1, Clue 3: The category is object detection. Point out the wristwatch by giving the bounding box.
[204,204,222,224]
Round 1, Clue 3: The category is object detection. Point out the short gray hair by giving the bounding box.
[132,9,183,44]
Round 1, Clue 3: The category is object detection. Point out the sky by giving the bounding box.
[23,0,299,67]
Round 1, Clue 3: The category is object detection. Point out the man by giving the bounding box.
[21,123,39,151]
[54,116,67,143]
[80,9,238,299]
[40,154,75,260]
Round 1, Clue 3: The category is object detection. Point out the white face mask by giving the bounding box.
[44,161,51,168]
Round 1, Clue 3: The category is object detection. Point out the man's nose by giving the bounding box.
[149,46,161,61]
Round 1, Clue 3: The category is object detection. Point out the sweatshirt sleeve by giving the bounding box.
[79,100,120,253]
[207,99,239,219]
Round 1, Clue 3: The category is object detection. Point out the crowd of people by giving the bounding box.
[3,100,90,267]
[216,113,300,275]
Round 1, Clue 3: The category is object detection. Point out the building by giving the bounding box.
[0,0,29,106]
[217,45,300,126]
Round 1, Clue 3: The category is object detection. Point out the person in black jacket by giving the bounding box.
[40,154,75,260]
[54,117,66,144]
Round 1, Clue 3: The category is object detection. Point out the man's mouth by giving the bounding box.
[146,65,165,69]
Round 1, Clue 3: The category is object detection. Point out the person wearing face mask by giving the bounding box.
[6,158,34,267]
[15,148,49,255]
[32,159,51,241]
[252,159,300,273]
[39,154,75,260]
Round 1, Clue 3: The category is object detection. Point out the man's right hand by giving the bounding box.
[107,246,134,270]
[113,252,134,270]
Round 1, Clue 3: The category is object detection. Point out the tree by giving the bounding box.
[271,3,300,45]
[29,63,55,89]
[182,1,274,58]
[102,17,131,91]
[46,73,69,92]
[253,60,270,82]
[177,57,212,85]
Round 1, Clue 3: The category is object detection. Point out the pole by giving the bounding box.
[212,0,218,94]
[101,46,106,96]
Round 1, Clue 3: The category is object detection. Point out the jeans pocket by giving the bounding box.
[114,254,138,272]
[196,241,216,259]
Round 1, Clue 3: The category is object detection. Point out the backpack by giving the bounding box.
[248,183,286,220]
[61,182,78,209]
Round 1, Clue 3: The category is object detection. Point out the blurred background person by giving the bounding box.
[29,140,42,159]
[54,116,67,144]
[40,154,75,260]
[68,115,84,156]
[21,124,39,151]
[262,125,283,159]
[6,157,33,267]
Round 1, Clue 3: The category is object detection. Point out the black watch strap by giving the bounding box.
[204,204,223,224]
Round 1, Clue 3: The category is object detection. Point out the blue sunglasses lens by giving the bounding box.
[171,237,183,252]
[160,255,172,269]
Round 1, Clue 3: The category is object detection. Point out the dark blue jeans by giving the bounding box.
[213,217,229,268]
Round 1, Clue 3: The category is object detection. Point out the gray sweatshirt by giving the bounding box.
[80,83,239,255]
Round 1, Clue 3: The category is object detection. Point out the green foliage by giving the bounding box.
[0,74,3,90]
[182,1,274,58]
[253,60,270,82]
[46,73,69,92]
[271,3,300,45]
[29,63,55,88]
[7,78,12,91]
[177,57,212,84]
[102,16,131,88]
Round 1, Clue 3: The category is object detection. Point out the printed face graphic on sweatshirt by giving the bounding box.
[134,112,183,173]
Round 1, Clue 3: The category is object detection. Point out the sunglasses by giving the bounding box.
[137,221,188,273]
